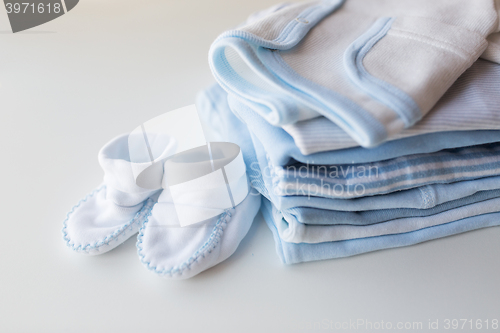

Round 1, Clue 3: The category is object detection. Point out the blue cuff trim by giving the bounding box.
[261,49,388,148]
[214,0,346,51]
[344,17,422,127]
[209,0,392,147]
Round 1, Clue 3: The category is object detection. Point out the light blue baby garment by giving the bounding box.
[288,189,500,226]
[272,143,500,199]
[251,128,500,212]
[262,197,500,264]
[230,94,500,167]
[279,196,500,244]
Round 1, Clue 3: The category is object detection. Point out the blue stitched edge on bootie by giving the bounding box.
[136,209,233,277]
[62,185,155,254]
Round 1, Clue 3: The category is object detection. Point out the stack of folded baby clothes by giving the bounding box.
[198,0,500,264]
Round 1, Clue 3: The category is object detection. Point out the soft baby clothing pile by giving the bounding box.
[201,0,500,264]
[63,0,500,278]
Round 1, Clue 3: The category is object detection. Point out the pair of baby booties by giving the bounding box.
[62,134,261,279]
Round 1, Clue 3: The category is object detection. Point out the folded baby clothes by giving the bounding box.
[229,88,500,167]
[210,0,500,147]
[203,60,500,165]
[283,59,500,154]
[278,176,500,213]
[273,143,500,199]
[250,126,500,212]
[198,83,500,240]
[204,1,500,266]
[287,189,500,226]
[262,198,500,264]
[278,196,500,244]
[196,79,500,264]
[197,82,500,212]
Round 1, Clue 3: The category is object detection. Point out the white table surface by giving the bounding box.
[1,1,499,332]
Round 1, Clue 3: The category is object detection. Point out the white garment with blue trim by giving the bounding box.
[283,59,500,154]
[209,0,500,148]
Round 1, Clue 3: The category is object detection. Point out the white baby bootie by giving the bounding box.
[62,133,175,255]
[136,188,261,279]
[136,142,261,279]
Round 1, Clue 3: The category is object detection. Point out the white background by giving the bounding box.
[1,1,499,332]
